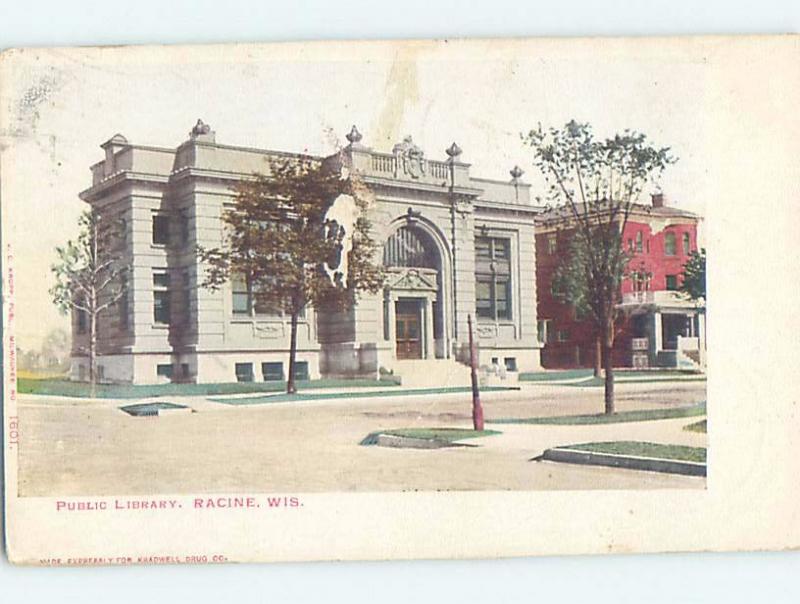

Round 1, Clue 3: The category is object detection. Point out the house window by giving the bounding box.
[682,232,691,255]
[627,238,633,252]
[504,357,518,372]
[557,329,571,342]
[475,236,512,321]
[153,271,171,325]
[235,362,254,382]
[152,214,170,245]
[635,231,643,253]
[537,319,552,344]
[665,231,677,256]
[156,364,173,379]
[180,363,190,379]
[262,362,284,382]
[666,275,678,291]
[546,233,558,255]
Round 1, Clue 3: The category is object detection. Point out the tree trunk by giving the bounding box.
[89,310,97,398]
[286,311,299,395]
[594,336,602,378]
[603,322,615,415]
[467,314,484,431]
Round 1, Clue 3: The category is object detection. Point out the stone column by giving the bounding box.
[388,296,397,359]
[697,311,706,367]
[651,311,663,366]
[424,296,435,360]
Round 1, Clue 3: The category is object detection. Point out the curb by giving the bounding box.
[536,447,706,477]
[375,434,450,449]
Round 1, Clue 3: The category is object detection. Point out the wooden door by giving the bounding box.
[396,312,422,359]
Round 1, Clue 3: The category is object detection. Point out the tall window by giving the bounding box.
[118,276,129,330]
[178,210,190,247]
[665,231,677,256]
[231,273,250,315]
[76,308,87,334]
[635,231,643,253]
[475,236,512,321]
[152,214,170,245]
[546,233,558,255]
[682,232,691,255]
[153,270,171,324]
[666,274,678,291]
[231,273,281,316]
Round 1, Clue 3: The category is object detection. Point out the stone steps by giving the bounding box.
[392,359,472,388]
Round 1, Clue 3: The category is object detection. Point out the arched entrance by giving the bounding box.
[382,223,448,360]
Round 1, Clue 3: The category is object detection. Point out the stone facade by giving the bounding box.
[73,123,542,384]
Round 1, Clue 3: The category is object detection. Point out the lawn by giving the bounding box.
[210,385,517,405]
[489,402,706,425]
[518,369,594,382]
[566,374,706,388]
[684,419,708,433]
[17,376,401,399]
[518,369,705,385]
[360,427,500,446]
[556,441,707,463]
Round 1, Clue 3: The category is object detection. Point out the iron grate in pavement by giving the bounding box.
[119,402,190,417]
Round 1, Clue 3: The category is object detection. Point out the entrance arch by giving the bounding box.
[382,221,451,360]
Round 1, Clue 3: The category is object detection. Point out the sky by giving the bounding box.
[1,38,710,349]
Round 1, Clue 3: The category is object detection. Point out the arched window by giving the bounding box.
[383,226,439,268]
[665,231,676,256]
[682,232,691,255]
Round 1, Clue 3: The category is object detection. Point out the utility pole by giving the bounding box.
[467,314,484,431]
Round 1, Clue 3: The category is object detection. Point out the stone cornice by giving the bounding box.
[79,171,169,202]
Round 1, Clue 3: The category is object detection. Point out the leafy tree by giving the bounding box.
[198,154,384,394]
[50,209,127,387]
[525,121,675,413]
[680,248,706,301]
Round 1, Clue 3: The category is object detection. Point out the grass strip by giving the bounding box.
[556,441,706,463]
[211,385,516,405]
[17,376,401,399]
[489,402,706,425]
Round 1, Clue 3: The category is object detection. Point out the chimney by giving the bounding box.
[651,192,666,208]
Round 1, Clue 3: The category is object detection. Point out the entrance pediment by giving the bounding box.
[386,267,438,293]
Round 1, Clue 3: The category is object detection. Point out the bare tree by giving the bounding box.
[50,209,127,387]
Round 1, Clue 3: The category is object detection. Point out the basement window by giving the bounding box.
[262,362,284,382]
[235,363,254,383]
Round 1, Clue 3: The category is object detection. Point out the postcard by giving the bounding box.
[2,35,799,565]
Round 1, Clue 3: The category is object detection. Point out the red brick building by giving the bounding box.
[535,193,705,370]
